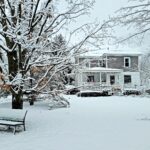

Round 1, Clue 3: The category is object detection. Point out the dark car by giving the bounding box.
[66,88,80,95]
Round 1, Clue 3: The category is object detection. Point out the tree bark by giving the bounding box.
[7,51,23,109]
[12,92,23,109]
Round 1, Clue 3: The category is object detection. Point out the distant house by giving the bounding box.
[75,49,142,93]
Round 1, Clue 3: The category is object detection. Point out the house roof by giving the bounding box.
[77,46,142,58]
[78,51,103,58]
[103,51,142,56]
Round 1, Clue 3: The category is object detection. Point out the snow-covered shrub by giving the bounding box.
[49,95,70,110]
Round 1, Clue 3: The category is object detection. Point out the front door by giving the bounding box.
[110,75,115,85]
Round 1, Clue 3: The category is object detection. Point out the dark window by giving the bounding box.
[110,75,115,85]
[99,60,106,67]
[87,76,94,82]
[124,75,131,84]
[124,57,130,67]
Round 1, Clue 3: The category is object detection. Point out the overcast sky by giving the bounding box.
[61,0,149,51]
[89,0,149,51]
[91,0,127,21]
[73,0,129,35]
[71,0,138,49]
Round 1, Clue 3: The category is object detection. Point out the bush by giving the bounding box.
[123,90,141,95]
[49,95,70,110]
[77,91,110,97]
[145,89,150,94]
[0,90,10,98]
[66,88,80,95]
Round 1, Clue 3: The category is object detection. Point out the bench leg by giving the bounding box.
[13,126,16,134]
[7,126,11,130]
[23,124,26,131]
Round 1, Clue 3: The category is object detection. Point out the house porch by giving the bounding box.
[76,67,123,92]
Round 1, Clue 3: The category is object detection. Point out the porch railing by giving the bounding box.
[81,82,122,92]
[81,82,112,91]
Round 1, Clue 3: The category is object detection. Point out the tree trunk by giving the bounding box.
[7,51,24,109]
[12,92,23,109]
[7,51,18,80]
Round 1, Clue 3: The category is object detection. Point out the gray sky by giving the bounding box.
[92,0,127,21]
[70,0,135,48]
[62,0,149,51]
[91,0,149,51]
[74,0,128,32]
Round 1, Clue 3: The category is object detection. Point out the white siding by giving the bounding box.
[123,72,141,88]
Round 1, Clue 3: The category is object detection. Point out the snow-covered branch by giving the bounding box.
[0,0,110,108]
[110,0,150,43]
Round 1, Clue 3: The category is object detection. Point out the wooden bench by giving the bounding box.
[0,109,28,134]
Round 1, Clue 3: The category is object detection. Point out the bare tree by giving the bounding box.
[0,0,110,109]
[140,53,150,89]
[108,0,150,90]
[110,0,150,43]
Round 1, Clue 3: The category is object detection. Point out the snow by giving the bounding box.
[0,120,23,126]
[65,85,75,90]
[0,108,26,122]
[1,95,150,150]
[80,67,122,72]
[78,46,142,58]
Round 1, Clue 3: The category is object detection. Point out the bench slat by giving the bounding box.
[0,120,23,125]
[0,109,28,134]
[0,109,27,122]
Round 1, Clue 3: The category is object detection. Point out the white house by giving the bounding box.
[75,48,142,93]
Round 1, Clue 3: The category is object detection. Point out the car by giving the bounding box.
[66,88,80,95]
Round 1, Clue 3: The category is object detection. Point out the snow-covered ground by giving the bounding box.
[1,95,150,150]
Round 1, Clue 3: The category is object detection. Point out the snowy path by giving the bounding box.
[0,95,150,150]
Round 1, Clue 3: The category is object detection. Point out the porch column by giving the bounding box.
[106,54,108,68]
[99,72,101,84]
[107,73,110,86]
[81,71,83,87]
[99,72,101,91]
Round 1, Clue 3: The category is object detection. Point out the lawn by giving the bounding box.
[0,95,150,150]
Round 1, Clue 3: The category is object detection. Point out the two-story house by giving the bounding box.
[75,49,142,92]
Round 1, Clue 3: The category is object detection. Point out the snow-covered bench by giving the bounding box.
[0,109,28,134]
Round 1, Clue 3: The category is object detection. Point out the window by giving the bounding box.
[101,73,106,83]
[124,57,131,67]
[90,60,99,68]
[110,75,115,85]
[99,60,106,67]
[124,75,131,84]
[87,76,94,82]
[85,62,90,68]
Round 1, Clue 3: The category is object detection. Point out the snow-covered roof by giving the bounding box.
[77,46,142,58]
[78,51,103,57]
[103,50,142,56]
[79,67,122,72]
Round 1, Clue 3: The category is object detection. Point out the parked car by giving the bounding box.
[77,90,111,97]
[123,89,141,95]
[66,88,80,95]
[145,89,150,94]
